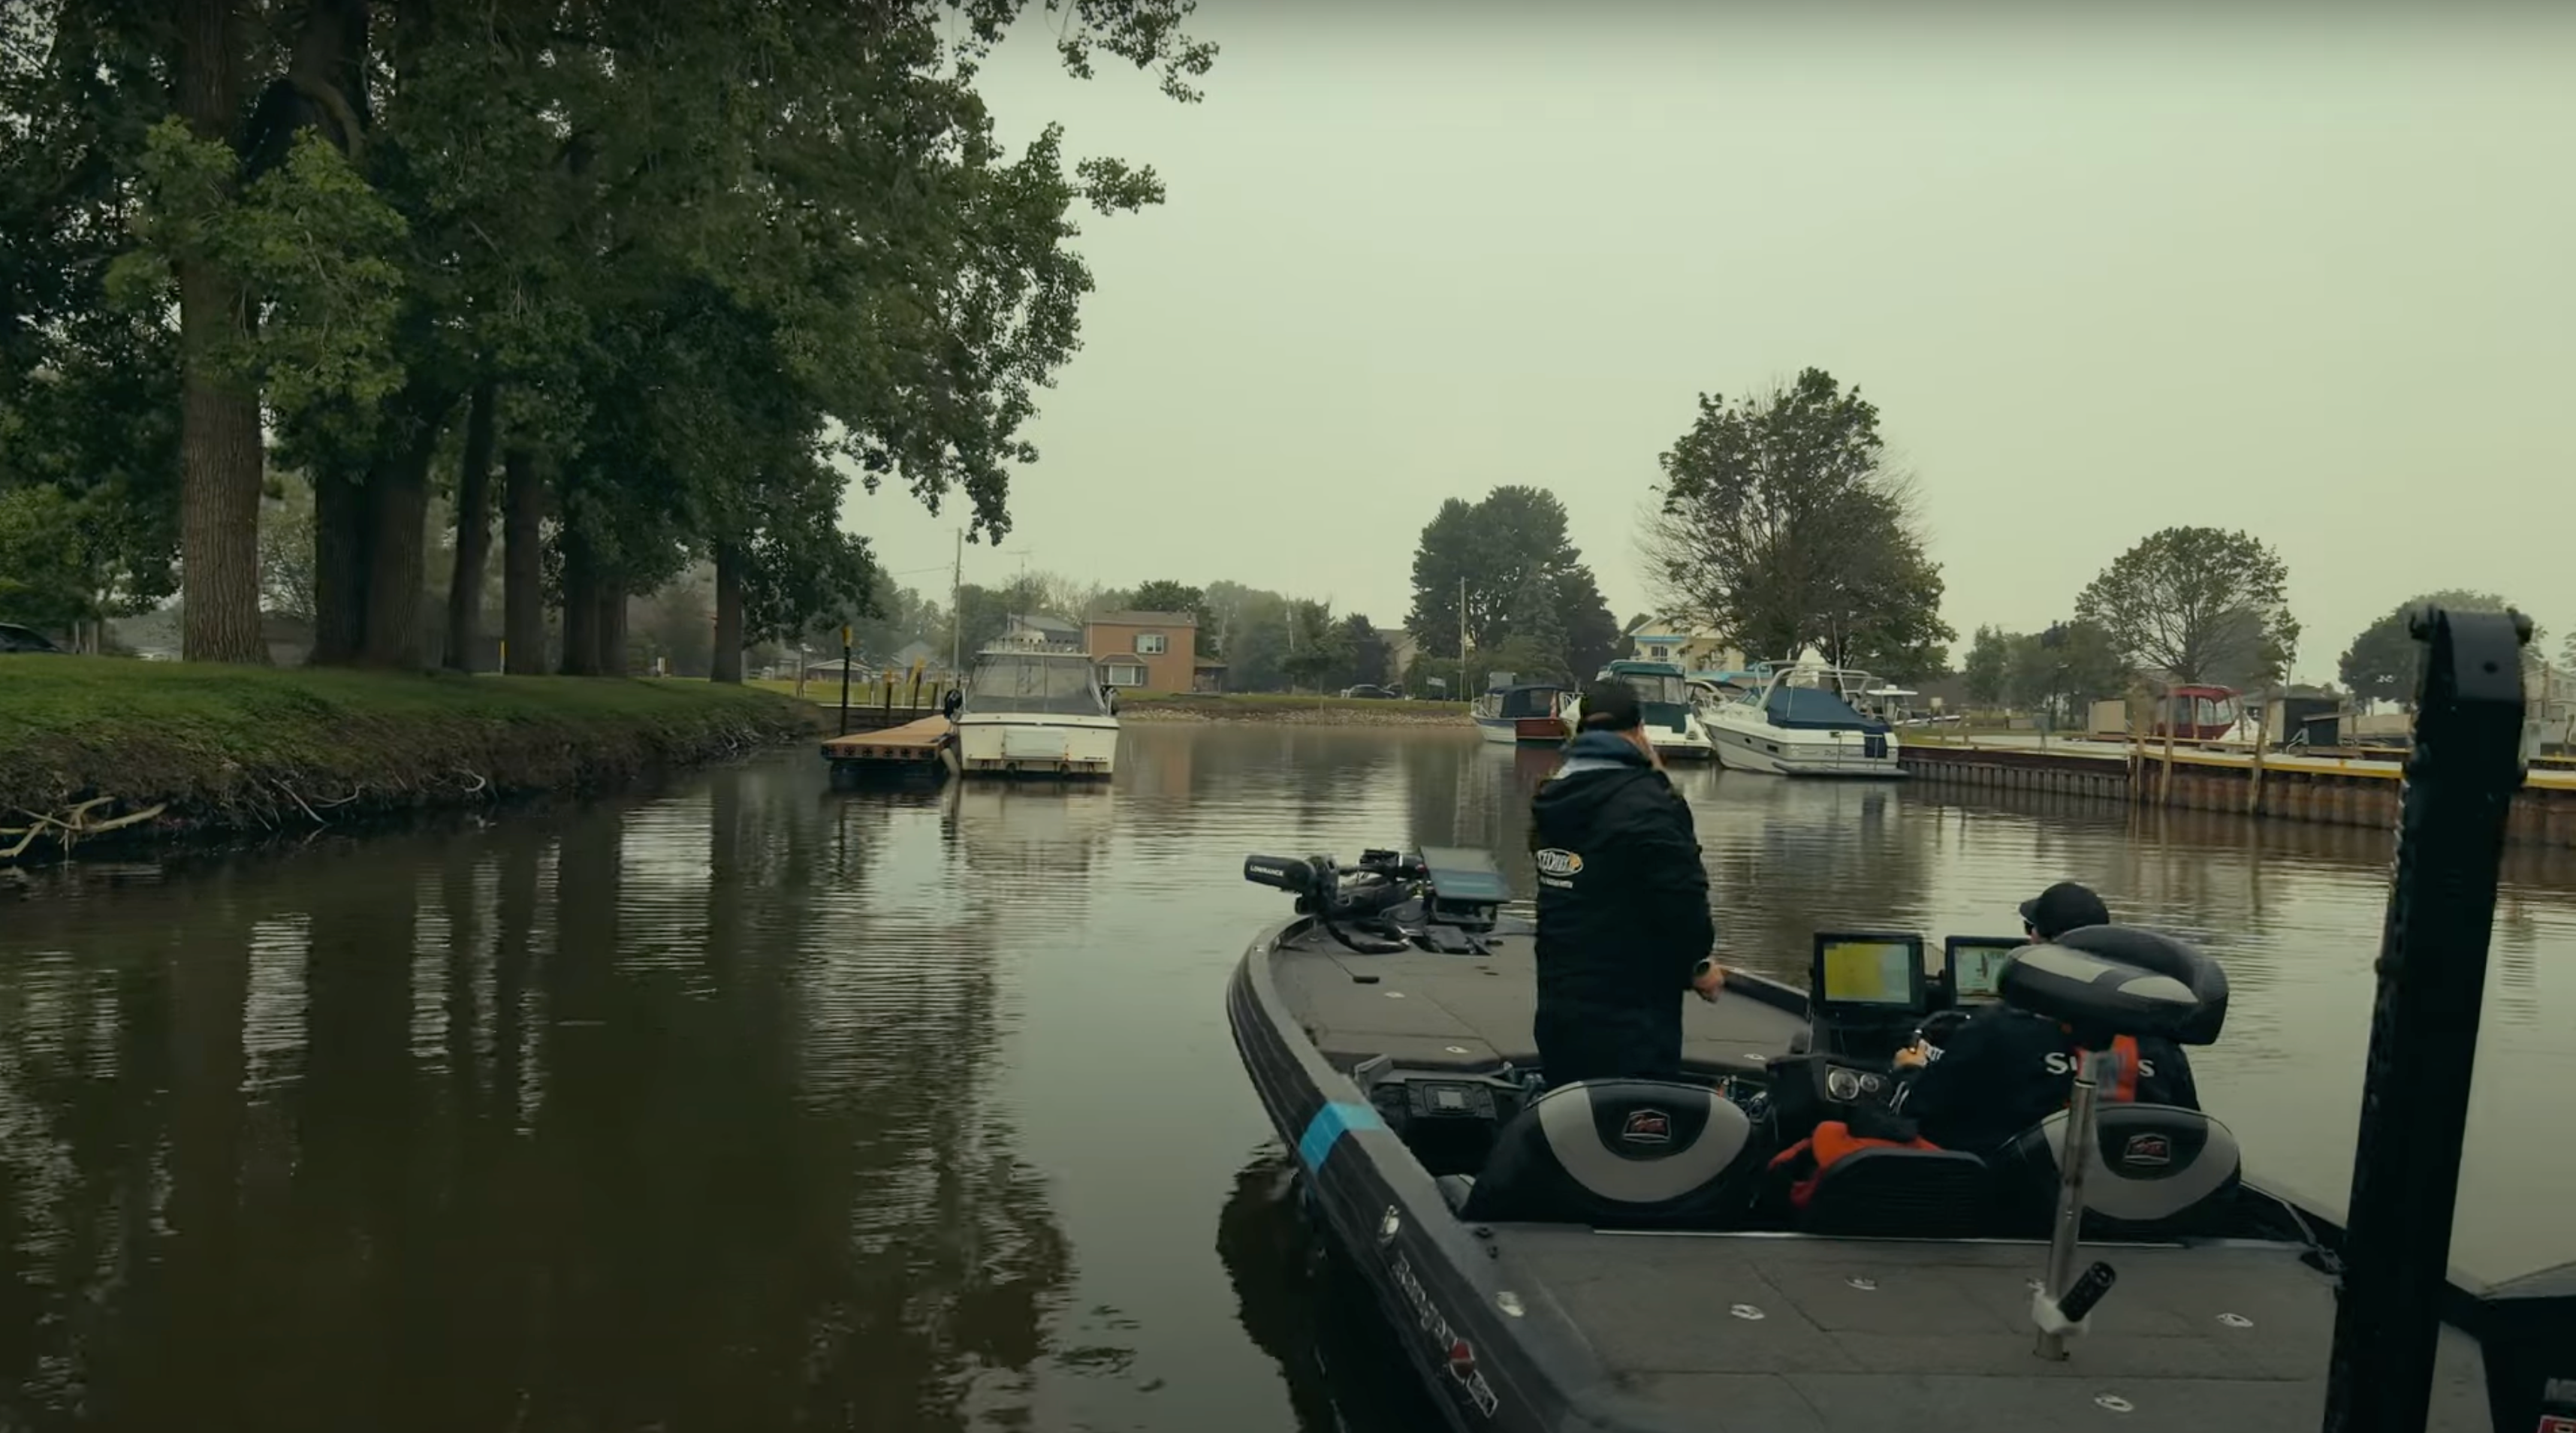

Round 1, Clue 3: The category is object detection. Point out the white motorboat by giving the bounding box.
[948,641,1119,780]
[1703,653,1905,777]
[1561,659,1716,761]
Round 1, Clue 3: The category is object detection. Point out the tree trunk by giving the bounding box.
[173,0,265,665]
[559,532,599,676]
[501,448,546,674]
[711,544,746,683]
[596,583,628,677]
[357,438,431,669]
[309,466,367,665]
[443,379,497,671]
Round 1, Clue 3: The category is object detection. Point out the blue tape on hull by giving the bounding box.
[1296,1100,1386,1171]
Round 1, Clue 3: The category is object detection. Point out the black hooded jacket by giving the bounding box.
[1528,732,1715,1080]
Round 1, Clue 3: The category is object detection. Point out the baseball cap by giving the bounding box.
[1576,680,1643,732]
[2020,881,2111,940]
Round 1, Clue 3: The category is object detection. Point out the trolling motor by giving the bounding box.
[1243,846,1511,954]
[2322,607,2536,1433]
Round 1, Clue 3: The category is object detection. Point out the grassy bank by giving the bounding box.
[0,657,813,860]
[1118,692,1472,725]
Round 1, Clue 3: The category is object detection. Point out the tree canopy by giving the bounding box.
[1644,367,1954,680]
[1404,484,1618,685]
[0,0,1216,674]
[2074,526,2298,689]
[2338,591,2544,709]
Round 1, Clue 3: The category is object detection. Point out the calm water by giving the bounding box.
[2,725,2570,1432]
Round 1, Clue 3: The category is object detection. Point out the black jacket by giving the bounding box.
[1528,733,1715,1082]
[1891,1006,2200,1154]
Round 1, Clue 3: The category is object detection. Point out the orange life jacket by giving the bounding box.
[1766,1119,1945,1210]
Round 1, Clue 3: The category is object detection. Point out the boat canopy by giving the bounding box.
[1603,662,1691,707]
[1494,684,1564,720]
[1763,683,1890,732]
[964,651,1111,716]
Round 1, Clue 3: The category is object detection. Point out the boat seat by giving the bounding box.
[1796,1146,1994,1238]
[1455,1079,1758,1227]
[1999,1103,2243,1236]
[1436,1174,1477,1215]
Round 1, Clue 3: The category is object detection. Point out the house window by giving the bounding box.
[1105,662,1148,688]
[1134,632,1168,656]
[1647,644,1671,660]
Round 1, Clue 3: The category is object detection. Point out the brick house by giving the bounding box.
[1087,611,1201,692]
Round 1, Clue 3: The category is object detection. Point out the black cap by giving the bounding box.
[1576,680,1642,732]
[2020,881,2110,940]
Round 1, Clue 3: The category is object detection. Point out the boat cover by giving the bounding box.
[1765,685,1890,733]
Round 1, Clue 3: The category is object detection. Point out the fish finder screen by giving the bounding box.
[1816,938,1922,1008]
[1945,937,2023,1002]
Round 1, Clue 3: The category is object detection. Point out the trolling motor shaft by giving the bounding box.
[2321,605,2532,1433]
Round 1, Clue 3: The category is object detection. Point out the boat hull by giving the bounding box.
[1225,926,1586,1433]
[952,714,1118,779]
[1476,715,1565,746]
[1707,714,1905,777]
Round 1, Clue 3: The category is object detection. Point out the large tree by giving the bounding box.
[37,0,1215,673]
[1645,367,1950,668]
[1556,566,1621,679]
[2338,590,2543,709]
[2074,526,2297,689]
[1961,626,2011,707]
[1405,484,1613,671]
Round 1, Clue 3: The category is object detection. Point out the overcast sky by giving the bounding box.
[838,4,2574,682]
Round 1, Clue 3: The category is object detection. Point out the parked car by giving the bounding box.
[0,623,65,653]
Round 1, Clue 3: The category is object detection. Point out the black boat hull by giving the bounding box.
[1227,919,1693,1433]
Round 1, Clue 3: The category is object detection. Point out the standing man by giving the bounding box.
[1528,681,1726,1086]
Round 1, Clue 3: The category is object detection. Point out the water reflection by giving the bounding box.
[0,726,2568,1431]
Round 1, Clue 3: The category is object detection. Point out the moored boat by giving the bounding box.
[947,639,1119,780]
[1563,659,1716,760]
[1705,652,1905,777]
[1472,678,1572,746]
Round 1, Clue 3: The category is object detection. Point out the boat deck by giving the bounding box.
[1264,928,2496,1431]
[1498,1227,2492,1431]
[1270,933,1802,1076]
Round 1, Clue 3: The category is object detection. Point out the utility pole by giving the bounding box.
[949,526,963,674]
[1458,575,1468,689]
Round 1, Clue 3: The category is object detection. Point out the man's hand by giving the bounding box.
[1892,1039,1932,1071]
[1691,961,1727,1003]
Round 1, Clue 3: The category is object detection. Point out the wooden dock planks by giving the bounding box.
[820,715,952,767]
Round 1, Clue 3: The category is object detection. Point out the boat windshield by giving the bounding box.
[1617,672,1690,706]
[964,653,1110,716]
[1498,686,1560,719]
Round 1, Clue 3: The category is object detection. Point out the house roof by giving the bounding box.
[1010,612,1082,635]
[1090,610,1197,627]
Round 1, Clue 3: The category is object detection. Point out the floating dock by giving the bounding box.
[1899,738,2576,847]
[820,716,953,783]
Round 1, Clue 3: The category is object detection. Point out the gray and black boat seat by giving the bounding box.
[1441,1080,1762,1226]
[1995,1103,2245,1237]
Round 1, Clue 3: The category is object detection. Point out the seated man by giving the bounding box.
[1528,681,1727,1087]
[1887,882,2200,1153]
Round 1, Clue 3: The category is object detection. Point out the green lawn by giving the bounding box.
[0,657,810,851]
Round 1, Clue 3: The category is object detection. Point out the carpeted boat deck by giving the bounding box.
[1271,936,1805,1075]
[1495,1228,2492,1431]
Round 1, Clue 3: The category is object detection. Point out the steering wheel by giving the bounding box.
[1916,1008,1974,1048]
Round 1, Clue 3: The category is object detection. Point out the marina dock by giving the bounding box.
[1899,736,2576,846]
